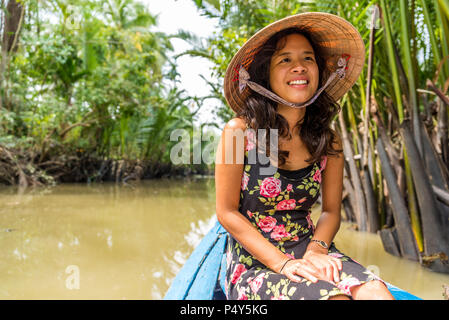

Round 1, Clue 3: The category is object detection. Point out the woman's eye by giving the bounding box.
[280,58,290,63]
[305,56,315,61]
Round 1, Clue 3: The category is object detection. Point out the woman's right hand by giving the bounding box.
[279,259,325,284]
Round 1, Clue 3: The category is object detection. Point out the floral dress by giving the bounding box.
[224,128,384,300]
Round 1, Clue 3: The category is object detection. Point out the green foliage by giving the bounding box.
[1,0,217,171]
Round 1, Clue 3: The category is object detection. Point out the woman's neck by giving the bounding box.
[277,103,306,135]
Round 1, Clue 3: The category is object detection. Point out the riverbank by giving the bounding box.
[0,145,212,187]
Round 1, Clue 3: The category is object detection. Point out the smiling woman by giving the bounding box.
[216,12,396,300]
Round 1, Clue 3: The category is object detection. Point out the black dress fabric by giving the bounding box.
[224,129,385,300]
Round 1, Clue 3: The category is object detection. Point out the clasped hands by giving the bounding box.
[279,248,342,284]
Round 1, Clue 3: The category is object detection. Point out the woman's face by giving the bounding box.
[269,33,319,105]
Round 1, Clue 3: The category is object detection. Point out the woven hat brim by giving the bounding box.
[224,12,366,114]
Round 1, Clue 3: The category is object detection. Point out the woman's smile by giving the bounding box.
[287,77,309,89]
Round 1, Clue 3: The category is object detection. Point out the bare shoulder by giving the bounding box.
[216,117,248,165]
[224,117,247,131]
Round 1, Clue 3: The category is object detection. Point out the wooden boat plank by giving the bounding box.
[386,283,421,300]
[219,246,227,296]
[164,222,221,300]
[186,234,227,300]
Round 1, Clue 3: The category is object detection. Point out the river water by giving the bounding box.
[0,177,448,300]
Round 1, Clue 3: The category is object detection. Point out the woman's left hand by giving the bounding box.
[303,248,342,283]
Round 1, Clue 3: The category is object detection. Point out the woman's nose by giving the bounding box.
[291,61,307,73]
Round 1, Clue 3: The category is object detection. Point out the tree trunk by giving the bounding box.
[376,138,419,261]
[362,167,380,233]
[420,117,449,190]
[379,227,401,257]
[436,98,449,168]
[362,5,376,168]
[2,0,24,53]
[359,11,379,234]
[0,0,25,110]
[343,173,357,223]
[338,112,367,231]
[433,185,449,206]
[400,121,449,272]
[372,110,405,196]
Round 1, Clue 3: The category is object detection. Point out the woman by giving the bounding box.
[215,13,395,300]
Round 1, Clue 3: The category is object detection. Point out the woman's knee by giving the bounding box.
[351,280,394,300]
[360,280,388,292]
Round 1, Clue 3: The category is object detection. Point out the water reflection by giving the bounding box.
[0,177,448,300]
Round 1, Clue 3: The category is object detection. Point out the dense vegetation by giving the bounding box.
[0,0,217,185]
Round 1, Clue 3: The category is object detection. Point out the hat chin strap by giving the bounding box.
[238,55,349,109]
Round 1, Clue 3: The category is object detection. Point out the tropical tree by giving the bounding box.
[0,0,215,185]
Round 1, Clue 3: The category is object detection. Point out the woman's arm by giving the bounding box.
[302,134,344,282]
[307,135,344,252]
[215,118,289,273]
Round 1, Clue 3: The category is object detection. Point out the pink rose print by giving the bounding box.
[237,287,248,300]
[246,210,253,218]
[270,224,291,241]
[286,184,293,192]
[271,295,288,300]
[245,130,256,151]
[320,156,327,171]
[249,273,265,294]
[313,168,322,183]
[258,216,277,232]
[226,249,232,269]
[286,253,295,259]
[336,277,361,296]
[241,172,249,191]
[225,278,229,298]
[306,212,315,232]
[231,264,247,285]
[276,199,296,211]
[328,252,344,259]
[260,177,282,198]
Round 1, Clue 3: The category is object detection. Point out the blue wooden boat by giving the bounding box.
[164,220,422,300]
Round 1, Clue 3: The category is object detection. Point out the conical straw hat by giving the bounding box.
[224,12,365,114]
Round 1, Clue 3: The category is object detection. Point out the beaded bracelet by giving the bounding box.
[279,258,293,273]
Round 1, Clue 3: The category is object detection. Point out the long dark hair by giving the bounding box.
[236,27,343,166]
